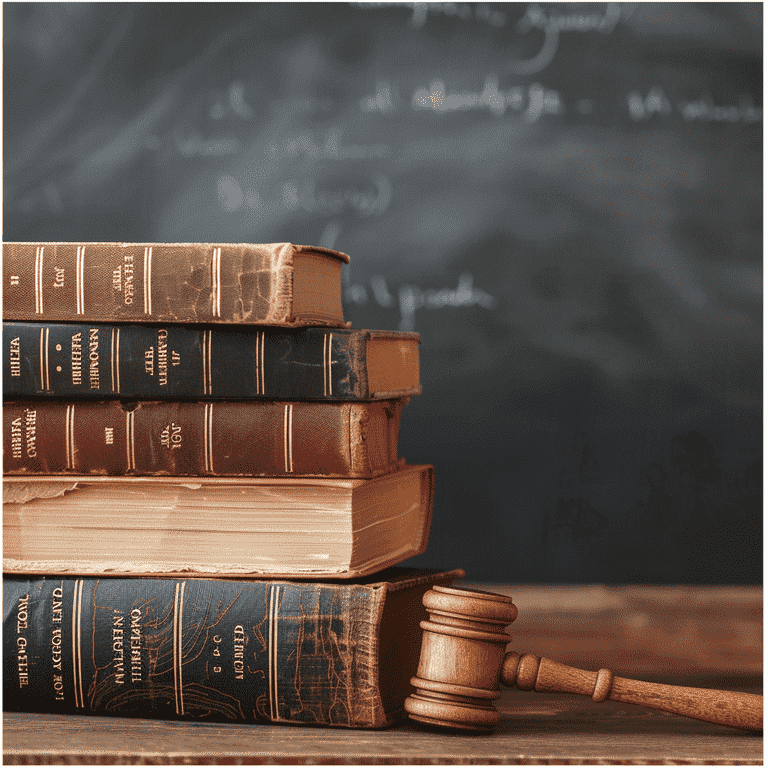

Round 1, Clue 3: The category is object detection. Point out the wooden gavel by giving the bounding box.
[405,586,762,732]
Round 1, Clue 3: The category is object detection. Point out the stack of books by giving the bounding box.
[3,242,463,728]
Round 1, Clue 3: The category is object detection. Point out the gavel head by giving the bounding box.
[405,585,518,732]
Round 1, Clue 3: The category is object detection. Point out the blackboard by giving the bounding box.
[4,2,762,583]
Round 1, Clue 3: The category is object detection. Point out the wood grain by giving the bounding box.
[4,686,763,765]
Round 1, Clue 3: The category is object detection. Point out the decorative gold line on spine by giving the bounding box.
[201,330,212,396]
[125,410,135,471]
[212,247,222,317]
[201,330,208,396]
[269,585,281,721]
[72,579,84,708]
[76,246,85,315]
[323,334,328,397]
[204,403,214,473]
[255,331,265,395]
[207,330,212,395]
[44,327,50,391]
[38,327,45,391]
[66,404,75,470]
[283,404,293,473]
[327,333,333,397]
[173,581,186,715]
[35,246,44,314]
[142,247,153,315]
[260,331,265,395]
[110,327,121,394]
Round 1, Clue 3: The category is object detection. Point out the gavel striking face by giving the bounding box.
[405,586,762,732]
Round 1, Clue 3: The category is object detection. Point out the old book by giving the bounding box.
[3,322,420,400]
[2,242,348,326]
[4,399,407,478]
[3,464,434,578]
[3,567,464,728]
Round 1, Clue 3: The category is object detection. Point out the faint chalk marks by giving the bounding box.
[176,130,241,156]
[411,77,563,122]
[344,273,496,331]
[209,80,254,120]
[510,3,626,76]
[408,2,507,29]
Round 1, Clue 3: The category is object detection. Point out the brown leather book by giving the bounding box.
[3,567,464,728]
[2,242,349,326]
[3,464,434,579]
[4,399,408,478]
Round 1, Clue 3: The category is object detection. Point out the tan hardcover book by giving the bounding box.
[3,568,464,728]
[4,399,409,478]
[2,242,349,326]
[3,464,434,578]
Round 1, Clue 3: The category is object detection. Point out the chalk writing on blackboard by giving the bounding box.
[628,87,762,123]
[344,273,497,332]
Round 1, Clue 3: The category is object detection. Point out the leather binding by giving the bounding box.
[2,242,349,326]
[3,568,464,728]
[3,323,420,400]
[4,399,408,477]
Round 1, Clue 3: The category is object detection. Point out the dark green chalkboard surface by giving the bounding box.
[4,2,761,583]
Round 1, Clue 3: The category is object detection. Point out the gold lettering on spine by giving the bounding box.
[130,608,142,682]
[123,255,134,305]
[16,593,30,688]
[76,246,85,315]
[284,404,293,473]
[212,247,222,317]
[233,625,245,680]
[72,579,84,708]
[9,336,22,377]
[71,332,83,386]
[173,582,186,715]
[88,328,100,389]
[35,246,45,314]
[112,265,122,293]
[52,586,64,698]
[24,408,37,458]
[157,329,168,386]
[204,403,214,473]
[11,417,23,459]
[112,610,125,684]
[143,247,152,315]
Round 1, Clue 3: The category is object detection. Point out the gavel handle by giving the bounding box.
[503,652,762,732]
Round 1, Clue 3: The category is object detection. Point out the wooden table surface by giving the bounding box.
[4,585,762,765]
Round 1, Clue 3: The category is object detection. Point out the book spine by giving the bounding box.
[2,576,385,727]
[3,322,377,399]
[1,242,344,325]
[3,399,406,477]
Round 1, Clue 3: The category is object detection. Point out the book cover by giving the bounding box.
[2,242,348,326]
[4,399,408,478]
[3,568,464,728]
[3,323,420,400]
